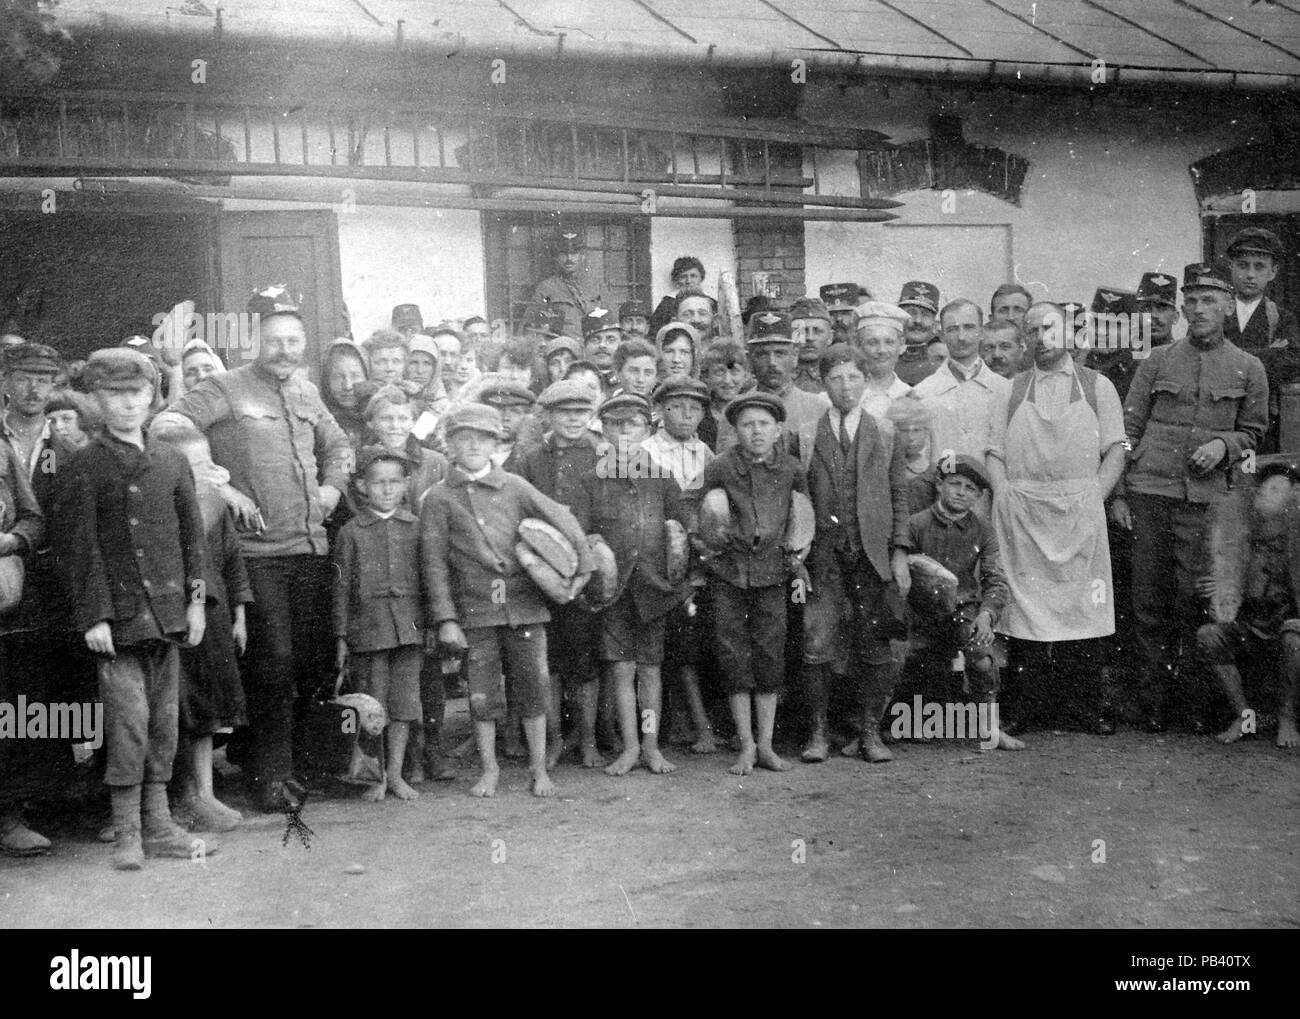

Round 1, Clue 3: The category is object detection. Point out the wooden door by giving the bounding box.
[218,210,343,378]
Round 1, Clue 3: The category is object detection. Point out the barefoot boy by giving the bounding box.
[583,393,690,776]
[332,445,425,802]
[420,403,592,797]
[700,391,806,775]
[1196,461,1300,748]
[53,349,210,870]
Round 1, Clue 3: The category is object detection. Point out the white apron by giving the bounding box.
[993,373,1115,641]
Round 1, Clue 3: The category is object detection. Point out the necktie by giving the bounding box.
[839,415,853,453]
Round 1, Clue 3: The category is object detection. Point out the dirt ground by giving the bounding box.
[2,698,1297,929]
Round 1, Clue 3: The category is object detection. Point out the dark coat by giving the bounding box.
[53,432,207,636]
[700,446,807,589]
[332,507,423,651]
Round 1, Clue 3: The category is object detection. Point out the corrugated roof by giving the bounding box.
[49,0,1300,87]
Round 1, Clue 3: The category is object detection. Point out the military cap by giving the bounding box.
[788,297,831,322]
[84,347,158,390]
[407,334,441,362]
[444,402,507,439]
[1226,226,1285,262]
[935,453,991,493]
[820,283,859,312]
[538,379,596,411]
[723,390,786,426]
[3,342,60,375]
[855,301,911,333]
[247,284,303,320]
[527,306,568,339]
[391,304,424,332]
[898,281,940,314]
[742,294,777,325]
[618,300,649,320]
[652,377,710,406]
[746,312,795,346]
[543,336,583,362]
[1183,261,1233,294]
[596,392,652,422]
[356,443,414,476]
[1090,287,1136,315]
[582,306,621,339]
[556,229,583,253]
[1135,272,1178,308]
[478,379,537,408]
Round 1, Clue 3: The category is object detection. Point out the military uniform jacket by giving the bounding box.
[1123,337,1268,503]
[421,465,593,630]
[529,275,591,340]
[53,432,207,636]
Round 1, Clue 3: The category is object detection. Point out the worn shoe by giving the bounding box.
[112,831,144,871]
[860,728,894,763]
[0,819,52,857]
[144,817,215,859]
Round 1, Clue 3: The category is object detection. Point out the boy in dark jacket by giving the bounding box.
[53,349,209,870]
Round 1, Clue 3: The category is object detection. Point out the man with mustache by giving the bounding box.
[980,319,1024,380]
[164,285,352,812]
[1113,262,1269,734]
[747,311,830,470]
[895,281,942,386]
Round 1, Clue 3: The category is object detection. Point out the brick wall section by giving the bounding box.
[734,218,807,301]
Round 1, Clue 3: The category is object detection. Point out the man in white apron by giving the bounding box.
[988,301,1127,734]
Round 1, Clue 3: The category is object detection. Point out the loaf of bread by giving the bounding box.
[517,517,580,579]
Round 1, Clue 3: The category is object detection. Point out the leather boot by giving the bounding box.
[110,785,144,871]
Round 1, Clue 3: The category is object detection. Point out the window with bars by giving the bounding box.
[483,212,651,333]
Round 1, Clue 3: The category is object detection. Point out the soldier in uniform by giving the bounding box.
[896,281,942,386]
[1112,262,1269,733]
[581,307,623,395]
[618,300,651,340]
[789,297,833,394]
[747,312,830,471]
[528,230,593,341]
[820,283,859,346]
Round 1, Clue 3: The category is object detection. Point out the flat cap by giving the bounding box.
[247,284,303,320]
[478,379,537,407]
[746,311,795,345]
[356,443,414,476]
[1226,226,1285,262]
[596,392,652,422]
[788,297,831,322]
[855,301,911,333]
[935,453,991,492]
[897,281,940,313]
[652,377,710,405]
[3,342,60,375]
[84,347,158,389]
[1183,261,1233,294]
[723,390,786,426]
[538,379,597,411]
[444,402,507,439]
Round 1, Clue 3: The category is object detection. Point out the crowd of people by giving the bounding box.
[1,225,1298,872]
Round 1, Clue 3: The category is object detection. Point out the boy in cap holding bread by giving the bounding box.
[582,392,691,776]
[700,390,808,774]
[517,379,606,767]
[53,348,209,869]
[333,445,425,802]
[421,403,592,797]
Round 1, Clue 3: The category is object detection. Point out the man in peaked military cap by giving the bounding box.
[747,311,830,471]
[528,229,594,341]
[896,281,942,386]
[790,296,833,395]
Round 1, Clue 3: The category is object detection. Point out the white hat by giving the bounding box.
[854,301,911,333]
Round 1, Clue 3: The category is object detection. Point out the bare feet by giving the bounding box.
[756,747,792,771]
[729,744,756,775]
[470,767,500,798]
[690,733,718,755]
[362,778,387,802]
[641,748,677,774]
[388,775,420,801]
[604,749,640,776]
[800,735,829,763]
[580,742,606,769]
[1216,715,1251,744]
[995,731,1025,751]
[861,731,894,763]
[531,771,555,798]
[839,738,860,759]
[1277,716,1299,748]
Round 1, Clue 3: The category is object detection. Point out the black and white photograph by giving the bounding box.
[0,0,1294,957]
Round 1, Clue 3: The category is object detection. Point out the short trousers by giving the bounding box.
[712,581,787,694]
[599,590,667,665]
[349,645,423,723]
[465,624,550,722]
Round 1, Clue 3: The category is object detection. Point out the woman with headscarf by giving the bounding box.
[321,338,370,453]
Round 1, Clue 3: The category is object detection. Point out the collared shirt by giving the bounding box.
[911,355,1011,468]
[773,382,831,471]
[908,503,1008,624]
[827,405,864,446]
[947,357,984,383]
[642,430,715,492]
[859,374,911,422]
[169,362,352,558]
[1237,297,1262,335]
